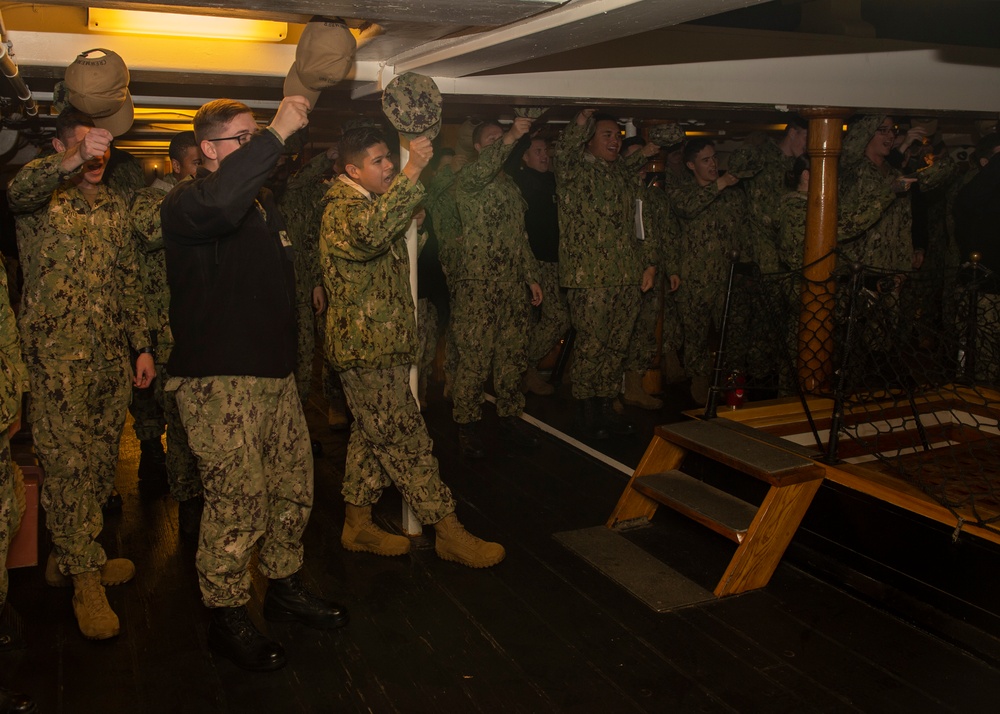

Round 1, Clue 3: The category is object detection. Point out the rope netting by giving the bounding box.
[704,253,1000,533]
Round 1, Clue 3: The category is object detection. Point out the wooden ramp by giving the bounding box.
[588,418,825,609]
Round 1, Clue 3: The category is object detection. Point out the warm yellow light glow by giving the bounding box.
[88,9,288,42]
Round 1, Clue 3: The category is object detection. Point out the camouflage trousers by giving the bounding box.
[624,277,662,374]
[451,279,529,423]
[567,286,640,399]
[340,365,456,525]
[0,434,20,609]
[170,374,313,608]
[27,356,130,575]
[154,363,201,502]
[661,287,685,353]
[528,261,571,364]
[678,281,726,380]
[295,298,316,405]
[417,298,439,405]
[128,380,165,442]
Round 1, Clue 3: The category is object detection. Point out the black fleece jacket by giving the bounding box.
[161,130,297,378]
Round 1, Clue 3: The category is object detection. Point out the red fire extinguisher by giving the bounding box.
[726,370,746,409]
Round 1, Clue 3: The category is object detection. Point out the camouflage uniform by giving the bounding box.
[1,255,29,609]
[320,174,456,525]
[659,169,687,356]
[9,151,149,577]
[624,182,668,374]
[171,374,311,605]
[668,174,754,379]
[452,139,537,423]
[416,297,439,404]
[161,129,311,609]
[554,120,652,399]
[130,176,201,501]
[424,164,463,386]
[730,140,793,272]
[278,152,332,404]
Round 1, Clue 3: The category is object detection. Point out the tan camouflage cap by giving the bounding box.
[64,48,133,137]
[382,72,442,140]
[284,17,357,106]
[647,123,686,148]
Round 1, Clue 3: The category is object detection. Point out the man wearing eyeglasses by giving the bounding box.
[160,96,347,673]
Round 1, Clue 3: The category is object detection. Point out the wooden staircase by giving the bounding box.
[607,417,826,600]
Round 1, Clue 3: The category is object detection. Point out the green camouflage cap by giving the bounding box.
[727,148,766,179]
[513,106,548,120]
[382,72,442,140]
[647,123,685,148]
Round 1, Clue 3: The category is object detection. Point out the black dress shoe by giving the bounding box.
[102,489,123,513]
[498,416,539,448]
[597,397,636,436]
[458,422,486,459]
[177,495,204,539]
[0,686,36,714]
[263,573,348,630]
[208,606,286,672]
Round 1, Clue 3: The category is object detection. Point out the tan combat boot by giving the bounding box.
[521,367,555,396]
[72,571,120,640]
[623,371,663,410]
[341,504,411,556]
[46,552,135,588]
[433,513,505,568]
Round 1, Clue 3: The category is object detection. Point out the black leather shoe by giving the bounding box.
[575,398,609,441]
[598,397,636,436]
[178,495,204,539]
[263,573,348,630]
[0,686,35,714]
[102,489,123,513]
[208,606,286,672]
[498,416,539,448]
[458,422,486,459]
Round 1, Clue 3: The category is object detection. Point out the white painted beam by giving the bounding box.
[435,49,1000,114]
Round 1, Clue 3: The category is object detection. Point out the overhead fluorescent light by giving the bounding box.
[88,9,288,42]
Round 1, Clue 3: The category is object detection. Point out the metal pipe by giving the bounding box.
[0,19,37,117]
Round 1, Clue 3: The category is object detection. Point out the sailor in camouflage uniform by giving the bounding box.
[161,97,345,673]
[554,110,659,439]
[0,254,29,630]
[0,253,34,712]
[452,118,542,456]
[278,145,335,406]
[668,138,754,404]
[9,108,154,640]
[320,125,504,569]
[729,118,808,272]
[129,131,203,534]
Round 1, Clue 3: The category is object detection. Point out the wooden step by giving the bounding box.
[712,417,824,460]
[554,526,716,612]
[656,419,825,486]
[633,471,758,543]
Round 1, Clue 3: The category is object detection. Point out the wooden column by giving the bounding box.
[797,108,852,392]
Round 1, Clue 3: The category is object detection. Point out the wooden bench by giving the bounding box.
[607,418,825,598]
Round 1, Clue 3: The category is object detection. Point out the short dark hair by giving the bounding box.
[975,133,1000,162]
[168,130,198,162]
[683,137,714,165]
[55,107,95,144]
[591,112,619,128]
[784,116,808,134]
[620,136,645,154]
[193,99,253,143]
[473,120,503,146]
[341,126,387,168]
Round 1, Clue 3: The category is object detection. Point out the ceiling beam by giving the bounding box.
[389,0,772,77]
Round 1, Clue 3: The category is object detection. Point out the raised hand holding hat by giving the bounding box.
[284,17,357,106]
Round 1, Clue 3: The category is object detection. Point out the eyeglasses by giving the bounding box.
[875,125,900,137]
[207,131,258,146]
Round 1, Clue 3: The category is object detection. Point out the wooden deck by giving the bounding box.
[2,381,1000,712]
